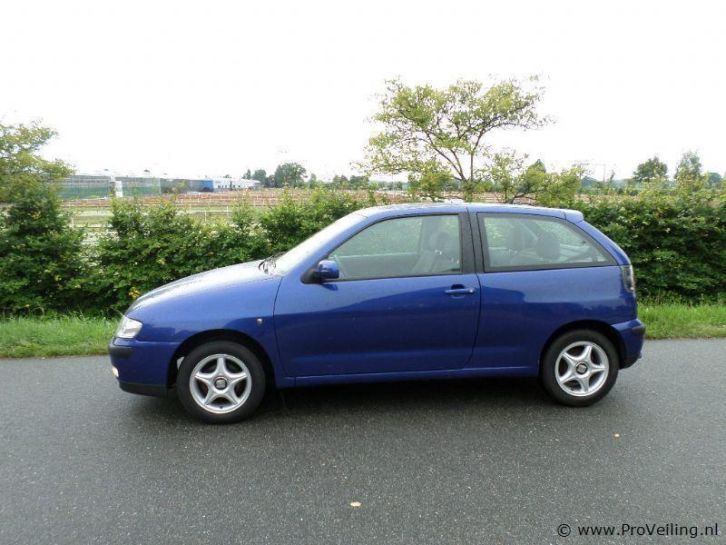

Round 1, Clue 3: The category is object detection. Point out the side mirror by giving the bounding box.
[315,259,339,281]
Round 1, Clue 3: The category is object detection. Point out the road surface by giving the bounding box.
[0,340,723,544]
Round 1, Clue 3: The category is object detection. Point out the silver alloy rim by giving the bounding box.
[189,354,252,414]
[555,341,609,397]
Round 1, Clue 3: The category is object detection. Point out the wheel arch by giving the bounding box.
[539,320,626,370]
[168,329,276,389]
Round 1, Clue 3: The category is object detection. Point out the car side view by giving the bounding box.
[109,203,645,423]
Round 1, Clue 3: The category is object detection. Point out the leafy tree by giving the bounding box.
[537,165,583,207]
[0,121,83,312]
[349,174,371,189]
[251,169,267,183]
[485,153,550,203]
[332,174,349,188]
[243,169,252,179]
[704,171,722,188]
[0,182,87,313]
[674,151,705,191]
[484,154,581,206]
[273,162,307,188]
[630,156,668,186]
[364,78,545,201]
[0,122,71,201]
[307,172,321,188]
[407,162,450,201]
[484,152,528,203]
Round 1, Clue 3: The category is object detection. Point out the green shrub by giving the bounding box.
[259,189,373,252]
[90,199,270,311]
[0,183,86,313]
[576,190,725,299]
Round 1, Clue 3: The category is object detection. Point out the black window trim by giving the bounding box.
[301,212,475,283]
[476,212,616,273]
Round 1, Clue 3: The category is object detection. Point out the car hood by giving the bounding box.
[126,260,277,315]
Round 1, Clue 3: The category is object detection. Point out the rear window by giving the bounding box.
[479,214,613,271]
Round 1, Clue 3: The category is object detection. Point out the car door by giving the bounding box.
[471,212,619,370]
[274,213,481,377]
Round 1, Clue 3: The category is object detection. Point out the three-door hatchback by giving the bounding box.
[109,203,645,423]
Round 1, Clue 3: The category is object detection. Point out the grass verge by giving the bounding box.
[0,303,724,359]
[638,302,726,339]
[0,315,116,358]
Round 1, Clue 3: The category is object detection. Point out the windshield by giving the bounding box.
[272,213,366,274]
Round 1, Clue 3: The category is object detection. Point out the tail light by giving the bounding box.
[621,265,635,293]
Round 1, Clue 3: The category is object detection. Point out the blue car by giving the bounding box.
[109,203,645,423]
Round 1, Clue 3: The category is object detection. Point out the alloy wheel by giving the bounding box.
[555,341,609,397]
[189,354,252,414]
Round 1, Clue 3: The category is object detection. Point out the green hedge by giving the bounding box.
[575,192,725,300]
[0,187,723,315]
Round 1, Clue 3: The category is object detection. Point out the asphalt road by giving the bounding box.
[1,340,724,545]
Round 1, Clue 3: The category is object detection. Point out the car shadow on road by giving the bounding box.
[273,377,553,413]
[125,376,559,424]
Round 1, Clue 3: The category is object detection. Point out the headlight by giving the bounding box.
[115,316,143,339]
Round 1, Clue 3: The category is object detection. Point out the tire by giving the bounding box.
[177,340,266,423]
[540,329,619,407]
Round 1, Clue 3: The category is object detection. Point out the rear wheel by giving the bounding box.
[177,341,266,423]
[540,330,619,406]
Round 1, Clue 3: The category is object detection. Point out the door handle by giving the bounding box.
[445,285,476,295]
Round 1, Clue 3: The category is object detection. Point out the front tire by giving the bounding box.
[540,330,619,406]
[177,341,266,423]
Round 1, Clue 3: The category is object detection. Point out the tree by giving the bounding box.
[332,174,349,188]
[704,171,722,188]
[484,154,582,206]
[0,122,71,201]
[251,169,267,183]
[485,153,550,203]
[273,162,307,188]
[631,156,668,186]
[243,169,252,179]
[537,165,583,207]
[307,172,321,188]
[349,174,370,189]
[363,78,546,201]
[0,123,83,312]
[407,162,450,201]
[675,151,705,191]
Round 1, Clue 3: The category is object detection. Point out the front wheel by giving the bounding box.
[177,341,266,423]
[540,330,619,406]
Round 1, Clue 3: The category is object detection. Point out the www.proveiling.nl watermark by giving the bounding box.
[556,522,720,539]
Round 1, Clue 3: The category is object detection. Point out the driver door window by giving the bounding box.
[330,215,461,280]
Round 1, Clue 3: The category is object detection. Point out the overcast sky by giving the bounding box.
[2,0,724,180]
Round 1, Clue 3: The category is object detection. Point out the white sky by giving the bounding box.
[1,0,724,180]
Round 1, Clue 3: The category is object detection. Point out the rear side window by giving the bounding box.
[479,214,613,271]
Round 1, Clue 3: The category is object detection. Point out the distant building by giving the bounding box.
[59,174,114,200]
[58,174,259,200]
[210,177,259,191]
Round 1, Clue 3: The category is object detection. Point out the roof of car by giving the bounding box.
[356,202,584,222]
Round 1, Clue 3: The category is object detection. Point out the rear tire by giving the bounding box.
[177,341,266,423]
[540,330,619,407]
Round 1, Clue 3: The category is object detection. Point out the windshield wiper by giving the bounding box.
[258,253,282,274]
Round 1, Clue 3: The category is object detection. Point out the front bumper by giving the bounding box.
[109,337,179,397]
[612,318,646,368]
[118,380,170,397]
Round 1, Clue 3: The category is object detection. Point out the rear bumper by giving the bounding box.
[109,337,178,396]
[613,319,646,368]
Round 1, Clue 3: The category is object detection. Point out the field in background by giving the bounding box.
[62,189,405,237]
[61,189,503,238]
